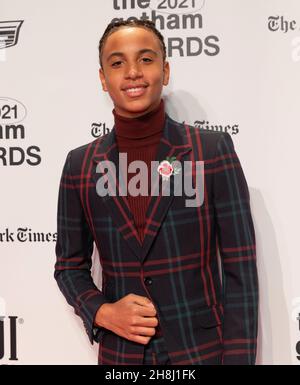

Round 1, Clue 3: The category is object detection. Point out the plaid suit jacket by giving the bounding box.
[54,113,259,365]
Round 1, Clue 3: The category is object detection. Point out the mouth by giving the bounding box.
[123,86,148,98]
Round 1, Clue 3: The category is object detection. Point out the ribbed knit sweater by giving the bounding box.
[112,98,166,244]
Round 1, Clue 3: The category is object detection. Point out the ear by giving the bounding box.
[99,68,108,92]
[163,60,170,86]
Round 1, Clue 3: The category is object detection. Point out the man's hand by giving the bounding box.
[94,293,158,345]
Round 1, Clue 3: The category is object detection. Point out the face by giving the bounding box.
[99,26,170,118]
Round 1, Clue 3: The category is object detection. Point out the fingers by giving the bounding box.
[133,335,152,345]
[130,326,157,337]
[133,315,159,328]
[129,293,155,308]
[136,305,157,318]
[120,294,160,345]
[127,293,157,316]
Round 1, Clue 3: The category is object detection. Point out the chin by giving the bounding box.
[126,99,157,110]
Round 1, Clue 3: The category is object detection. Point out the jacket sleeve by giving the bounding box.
[212,133,259,365]
[54,150,110,345]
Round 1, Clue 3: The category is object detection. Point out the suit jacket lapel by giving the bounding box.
[91,113,192,262]
[140,114,192,261]
[91,129,143,259]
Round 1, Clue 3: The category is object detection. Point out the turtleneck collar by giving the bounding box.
[112,98,165,142]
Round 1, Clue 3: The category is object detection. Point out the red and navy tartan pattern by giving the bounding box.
[142,334,171,365]
[54,113,259,365]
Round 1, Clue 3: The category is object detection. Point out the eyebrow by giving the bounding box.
[106,48,158,62]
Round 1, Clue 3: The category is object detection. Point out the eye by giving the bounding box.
[111,58,152,67]
[111,61,122,67]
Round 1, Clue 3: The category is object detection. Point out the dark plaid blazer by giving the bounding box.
[54,112,259,365]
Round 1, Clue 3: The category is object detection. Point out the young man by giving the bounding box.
[54,20,259,365]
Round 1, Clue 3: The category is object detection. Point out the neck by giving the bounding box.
[112,99,166,142]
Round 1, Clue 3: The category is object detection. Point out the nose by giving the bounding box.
[125,62,143,79]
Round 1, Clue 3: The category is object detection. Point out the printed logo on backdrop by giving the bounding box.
[0,20,24,62]
[193,119,239,135]
[268,16,297,33]
[292,297,300,361]
[268,15,300,62]
[0,97,42,166]
[91,122,111,138]
[0,298,22,363]
[91,119,238,138]
[0,227,57,243]
[111,0,220,58]
[148,0,205,15]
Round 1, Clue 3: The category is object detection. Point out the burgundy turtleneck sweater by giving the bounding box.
[112,99,165,244]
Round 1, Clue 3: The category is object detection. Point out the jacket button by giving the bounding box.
[144,276,152,285]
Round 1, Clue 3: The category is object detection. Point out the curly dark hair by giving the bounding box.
[98,19,167,69]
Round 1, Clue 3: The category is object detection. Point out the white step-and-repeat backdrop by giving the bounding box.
[1,0,300,364]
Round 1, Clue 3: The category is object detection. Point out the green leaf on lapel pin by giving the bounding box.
[166,156,177,163]
[173,167,181,175]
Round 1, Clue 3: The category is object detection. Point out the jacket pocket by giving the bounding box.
[193,305,223,329]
